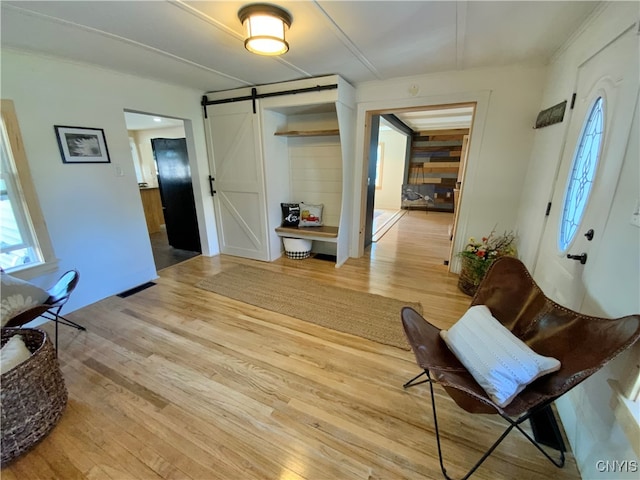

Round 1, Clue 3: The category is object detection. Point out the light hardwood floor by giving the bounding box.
[4,211,579,479]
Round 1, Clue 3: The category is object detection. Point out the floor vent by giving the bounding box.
[117,281,156,298]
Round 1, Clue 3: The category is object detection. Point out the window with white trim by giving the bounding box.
[0,99,55,273]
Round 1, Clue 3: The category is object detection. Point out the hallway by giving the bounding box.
[368,209,455,269]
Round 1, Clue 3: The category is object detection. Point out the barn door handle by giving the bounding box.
[208,175,216,196]
[567,253,587,264]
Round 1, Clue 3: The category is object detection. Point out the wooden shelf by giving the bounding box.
[274,129,339,137]
[275,225,339,243]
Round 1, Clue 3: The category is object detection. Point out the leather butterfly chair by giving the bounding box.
[401,256,640,480]
[4,270,84,352]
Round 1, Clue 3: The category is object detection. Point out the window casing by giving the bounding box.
[558,96,604,252]
[0,100,55,275]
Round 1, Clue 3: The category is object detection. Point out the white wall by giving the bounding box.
[287,112,342,228]
[1,49,218,312]
[374,127,406,210]
[290,139,342,227]
[352,65,547,265]
[516,3,640,477]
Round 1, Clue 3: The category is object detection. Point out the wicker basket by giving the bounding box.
[1,328,68,467]
[458,256,488,296]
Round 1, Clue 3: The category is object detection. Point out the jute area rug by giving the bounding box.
[196,264,422,350]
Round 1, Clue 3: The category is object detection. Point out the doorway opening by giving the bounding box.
[362,103,476,267]
[124,111,201,271]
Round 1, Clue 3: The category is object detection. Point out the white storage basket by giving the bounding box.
[282,238,312,259]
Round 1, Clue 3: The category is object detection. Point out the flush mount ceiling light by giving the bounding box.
[238,3,292,56]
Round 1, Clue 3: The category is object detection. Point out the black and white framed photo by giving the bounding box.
[54,125,111,164]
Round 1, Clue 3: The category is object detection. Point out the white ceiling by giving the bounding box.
[1,1,602,94]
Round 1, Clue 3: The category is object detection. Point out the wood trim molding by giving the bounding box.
[1,99,57,270]
[608,379,640,458]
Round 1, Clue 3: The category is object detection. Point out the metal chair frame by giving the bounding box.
[41,270,84,352]
[403,369,565,480]
[2,270,84,352]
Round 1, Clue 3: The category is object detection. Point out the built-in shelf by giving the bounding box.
[275,225,339,243]
[274,129,340,137]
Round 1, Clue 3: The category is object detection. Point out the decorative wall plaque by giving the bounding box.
[534,100,567,129]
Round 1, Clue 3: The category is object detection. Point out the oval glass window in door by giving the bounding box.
[558,96,605,252]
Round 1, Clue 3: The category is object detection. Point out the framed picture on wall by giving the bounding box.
[54,125,111,164]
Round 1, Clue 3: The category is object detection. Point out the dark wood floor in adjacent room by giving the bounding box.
[149,225,200,272]
[4,211,580,480]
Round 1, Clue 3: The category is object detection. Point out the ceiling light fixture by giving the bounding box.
[238,3,292,56]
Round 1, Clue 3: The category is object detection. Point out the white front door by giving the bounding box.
[205,101,270,261]
[534,27,639,309]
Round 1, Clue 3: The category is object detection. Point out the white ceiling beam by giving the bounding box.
[312,0,382,80]
[456,1,468,70]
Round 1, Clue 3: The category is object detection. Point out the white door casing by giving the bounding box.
[534,27,639,310]
[205,101,270,261]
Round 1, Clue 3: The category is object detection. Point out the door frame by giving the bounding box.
[124,110,214,260]
[353,95,488,272]
[363,114,381,249]
[365,114,413,248]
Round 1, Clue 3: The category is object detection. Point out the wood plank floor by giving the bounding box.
[4,211,580,479]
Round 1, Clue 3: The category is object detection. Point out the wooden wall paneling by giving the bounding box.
[289,139,342,228]
[406,130,467,212]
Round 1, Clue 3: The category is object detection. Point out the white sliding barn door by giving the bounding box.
[534,27,639,309]
[205,101,269,261]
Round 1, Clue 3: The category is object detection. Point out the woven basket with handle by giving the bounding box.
[1,328,67,466]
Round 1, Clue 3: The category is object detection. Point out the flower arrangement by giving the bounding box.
[457,229,517,295]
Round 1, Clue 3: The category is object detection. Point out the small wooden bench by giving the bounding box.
[275,225,339,243]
